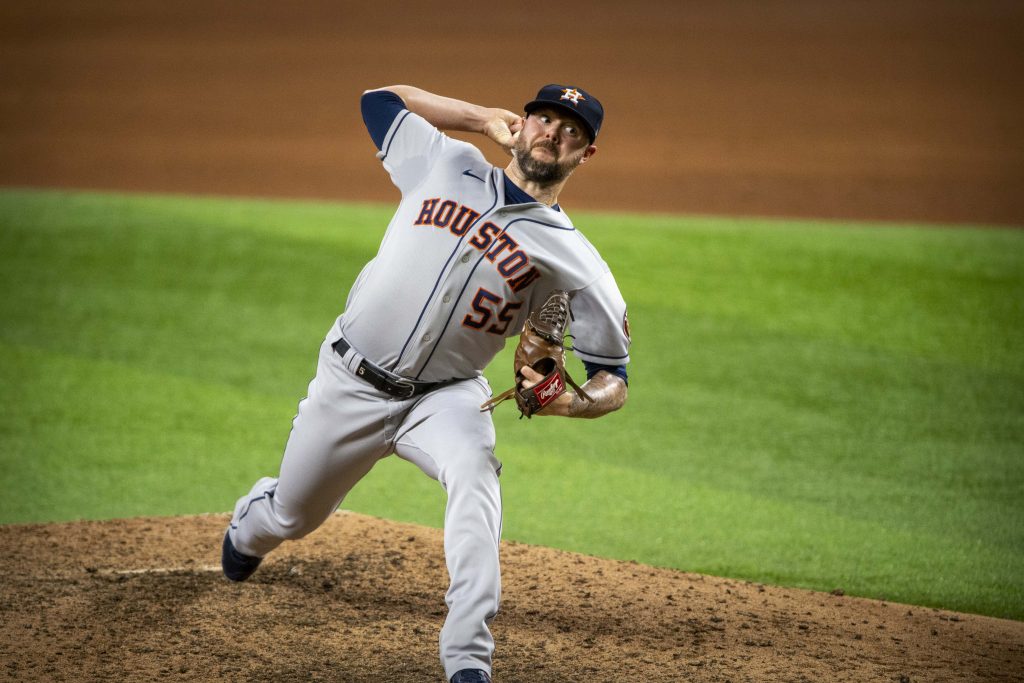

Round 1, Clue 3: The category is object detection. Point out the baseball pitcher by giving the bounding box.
[222,83,631,683]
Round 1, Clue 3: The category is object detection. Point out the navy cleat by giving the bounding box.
[450,670,491,683]
[221,530,262,582]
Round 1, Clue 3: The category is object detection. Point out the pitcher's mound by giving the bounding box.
[2,512,1021,682]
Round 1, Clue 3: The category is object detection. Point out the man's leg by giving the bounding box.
[228,339,391,561]
[393,378,502,680]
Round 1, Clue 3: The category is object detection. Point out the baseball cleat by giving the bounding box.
[450,670,491,683]
[221,530,262,582]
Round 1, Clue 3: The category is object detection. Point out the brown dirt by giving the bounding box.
[2,513,1022,682]
[1,0,1023,225]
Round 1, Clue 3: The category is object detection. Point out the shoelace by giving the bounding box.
[452,674,489,683]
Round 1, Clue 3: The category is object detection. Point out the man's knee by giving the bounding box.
[441,447,500,488]
[273,504,332,541]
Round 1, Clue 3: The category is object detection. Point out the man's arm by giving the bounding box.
[520,366,628,419]
[365,85,523,155]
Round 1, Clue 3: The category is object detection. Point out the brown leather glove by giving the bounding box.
[481,290,591,418]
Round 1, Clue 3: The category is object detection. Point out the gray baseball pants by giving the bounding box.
[228,337,502,679]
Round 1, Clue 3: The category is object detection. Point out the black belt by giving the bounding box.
[332,338,454,399]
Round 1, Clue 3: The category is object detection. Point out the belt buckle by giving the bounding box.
[390,377,417,399]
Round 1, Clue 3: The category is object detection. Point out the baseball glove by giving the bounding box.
[480,290,592,418]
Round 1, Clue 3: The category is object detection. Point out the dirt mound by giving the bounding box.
[2,513,1021,682]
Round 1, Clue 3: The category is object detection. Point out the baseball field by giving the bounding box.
[2,2,1023,682]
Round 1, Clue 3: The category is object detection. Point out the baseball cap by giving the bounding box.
[524,84,604,142]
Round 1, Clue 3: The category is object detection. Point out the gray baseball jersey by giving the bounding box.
[330,106,631,382]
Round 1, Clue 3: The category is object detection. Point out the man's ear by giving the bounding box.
[579,144,598,165]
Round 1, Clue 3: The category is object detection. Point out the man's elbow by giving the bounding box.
[364,85,409,98]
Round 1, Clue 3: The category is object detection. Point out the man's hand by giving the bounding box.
[519,366,573,416]
[483,109,524,156]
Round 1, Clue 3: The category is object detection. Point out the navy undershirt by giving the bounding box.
[361,90,405,150]
[501,173,557,210]
[360,90,627,385]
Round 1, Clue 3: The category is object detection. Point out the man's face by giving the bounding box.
[513,107,596,185]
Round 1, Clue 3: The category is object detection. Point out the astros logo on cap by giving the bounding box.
[559,88,585,105]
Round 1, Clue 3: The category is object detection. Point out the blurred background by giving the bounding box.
[1,0,1022,225]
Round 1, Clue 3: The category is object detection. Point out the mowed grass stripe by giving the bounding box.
[1,189,1021,619]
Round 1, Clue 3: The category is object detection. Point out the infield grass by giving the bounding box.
[1,189,1022,620]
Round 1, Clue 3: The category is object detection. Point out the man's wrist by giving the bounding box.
[565,372,628,419]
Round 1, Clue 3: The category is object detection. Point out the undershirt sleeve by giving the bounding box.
[361,90,407,150]
[582,360,629,385]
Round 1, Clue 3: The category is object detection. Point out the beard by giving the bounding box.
[513,138,581,185]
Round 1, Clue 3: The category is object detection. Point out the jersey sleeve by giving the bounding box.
[369,96,451,195]
[361,90,406,150]
[569,270,631,366]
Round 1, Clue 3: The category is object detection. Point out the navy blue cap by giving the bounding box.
[524,84,603,142]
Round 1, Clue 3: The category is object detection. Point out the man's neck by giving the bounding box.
[503,161,567,207]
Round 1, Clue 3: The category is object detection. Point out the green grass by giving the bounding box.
[1,188,1022,620]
